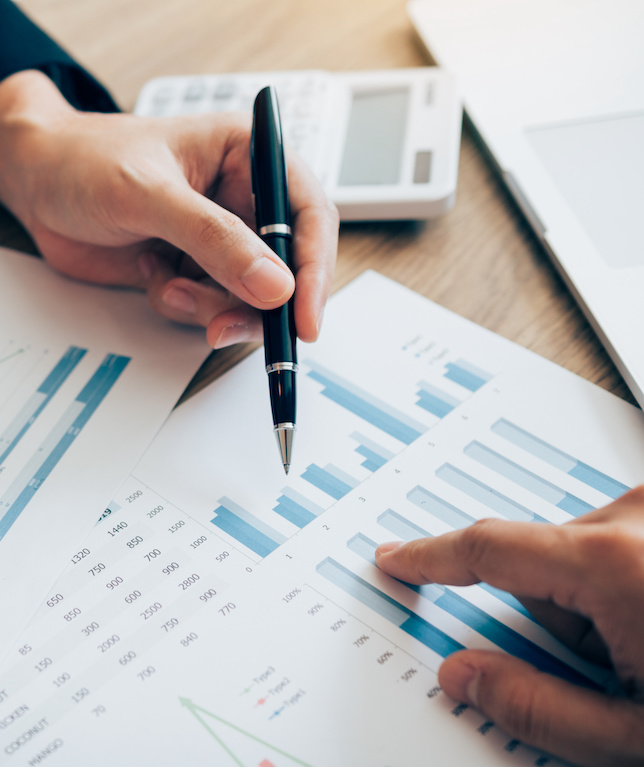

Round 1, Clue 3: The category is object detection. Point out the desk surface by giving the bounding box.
[1,0,633,405]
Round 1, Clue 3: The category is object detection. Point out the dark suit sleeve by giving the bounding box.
[0,0,120,112]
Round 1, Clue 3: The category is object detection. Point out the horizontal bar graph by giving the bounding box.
[0,346,87,465]
[346,533,588,685]
[415,381,460,418]
[465,441,594,517]
[305,360,426,445]
[317,557,464,658]
[0,353,130,540]
[492,419,629,499]
[301,464,358,500]
[351,432,393,473]
[272,487,324,528]
[212,497,286,558]
[407,485,475,529]
[437,464,548,523]
[443,359,492,392]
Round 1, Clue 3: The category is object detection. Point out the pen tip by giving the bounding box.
[274,425,294,475]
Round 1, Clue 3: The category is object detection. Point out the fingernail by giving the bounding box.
[213,323,252,349]
[375,541,404,556]
[163,286,197,315]
[139,253,157,281]
[443,661,481,707]
[241,257,293,302]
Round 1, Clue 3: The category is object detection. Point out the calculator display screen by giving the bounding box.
[338,88,409,186]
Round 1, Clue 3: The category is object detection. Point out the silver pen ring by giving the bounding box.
[266,362,298,374]
[259,224,292,237]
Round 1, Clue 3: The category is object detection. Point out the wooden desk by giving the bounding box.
[2,0,633,404]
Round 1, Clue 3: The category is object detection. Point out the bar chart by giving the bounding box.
[4,272,641,767]
[208,353,497,560]
[0,345,87,465]
[0,353,131,539]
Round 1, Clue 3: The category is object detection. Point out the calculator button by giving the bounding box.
[213,80,237,101]
[184,80,206,101]
[413,151,433,184]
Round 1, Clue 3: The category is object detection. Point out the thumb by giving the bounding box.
[143,181,295,309]
[439,650,644,767]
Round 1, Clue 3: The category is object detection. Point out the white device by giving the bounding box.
[134,68,462,221]
[408,0,644,408]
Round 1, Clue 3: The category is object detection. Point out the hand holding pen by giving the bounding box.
[0,71,338,354]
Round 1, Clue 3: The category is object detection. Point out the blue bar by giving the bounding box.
[437,464,548,523]
[325,464,359,489]
[378,509,429,541]
[407,485,475,529]
[279,487,324,516]
[301,464,353,500]
[316,557,464,658]
[39,346,86,395]
[416,381,460,417]
[557,495,595,517]
[272,495,316,528]
[0,346,86,465]
[305,360,426,445]
[492,419,629,500]
[351,432,394,462]
[444,360,491,391]
[0,354,130,539]
[70,354,130,429]
[399,614,465,657]
[569,463,629,499]
[416,391,455,418]
[211,507,279,557]
[355,445,387,472]
[465,441,594,518]
[347,532,379,563]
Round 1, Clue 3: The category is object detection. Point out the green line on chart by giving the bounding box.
[0,348,25,365]
[180,697,315,767]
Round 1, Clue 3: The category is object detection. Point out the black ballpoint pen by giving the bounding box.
[251,85,297,474]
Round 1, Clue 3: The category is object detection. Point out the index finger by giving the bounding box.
[375,518,584,603]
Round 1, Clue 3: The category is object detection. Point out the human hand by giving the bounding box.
[0,70,338,347]
[375,487,644,767]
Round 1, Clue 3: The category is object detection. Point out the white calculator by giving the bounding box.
[134,68,462,221]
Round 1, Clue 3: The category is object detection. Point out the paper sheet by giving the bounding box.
[0,248,210,662]
[1,271,642,766]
